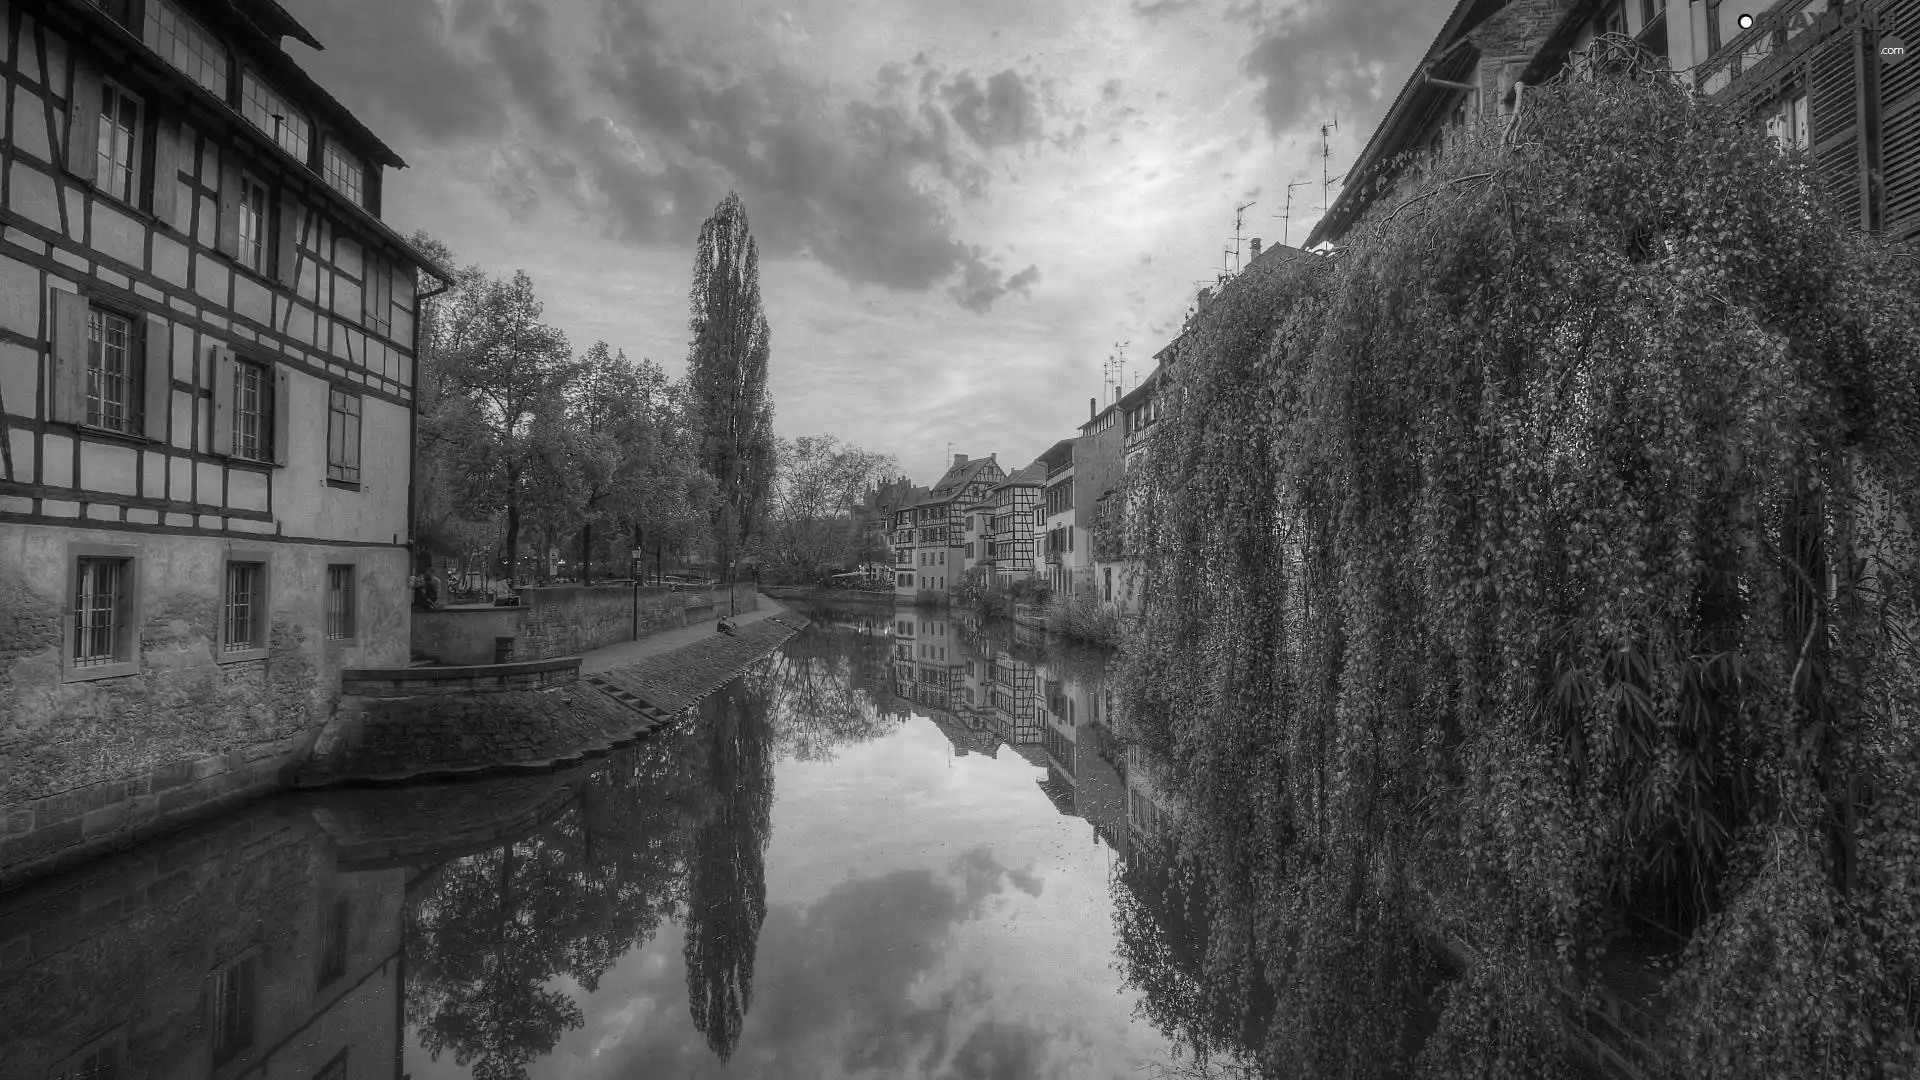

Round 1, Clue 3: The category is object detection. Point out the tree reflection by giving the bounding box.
[759,607,901,761]
[406,740,697,1080]
[681,677,777,1061]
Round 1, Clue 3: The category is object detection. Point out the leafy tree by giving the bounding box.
[765,435,898,582]
[410,231,503,573]
[687,192,778,584]
[1118,58,1920,1079]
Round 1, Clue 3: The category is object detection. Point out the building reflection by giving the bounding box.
[0,798,408,1080]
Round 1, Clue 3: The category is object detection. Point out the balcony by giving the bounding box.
[1045,550,1062,566]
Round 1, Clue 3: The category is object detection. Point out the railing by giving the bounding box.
[1045,458,1073,479]
[1045,550,1062,566]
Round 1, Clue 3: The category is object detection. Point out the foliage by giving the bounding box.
[763,434,897,582]
[1043,586,1121,645]
[688,191,778,582]
[1116,63,1920,1079]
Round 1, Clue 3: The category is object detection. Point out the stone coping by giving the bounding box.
[343,656,582,681]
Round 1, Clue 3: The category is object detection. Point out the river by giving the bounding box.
[0,600,1214,1080]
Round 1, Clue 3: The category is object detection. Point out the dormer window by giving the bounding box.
[323,138,364,207]
[144,0,229,98]
[242,71,311,163]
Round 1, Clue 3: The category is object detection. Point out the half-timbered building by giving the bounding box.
[0,0,443,881]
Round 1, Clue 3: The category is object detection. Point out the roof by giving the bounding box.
[1304,0,1510,247]
[990,463,1046,491]
[230,0,324,51]
[929,455,1004,499]
[1036,438,1075,469]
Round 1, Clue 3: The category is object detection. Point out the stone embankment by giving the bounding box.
[301,606,807,786]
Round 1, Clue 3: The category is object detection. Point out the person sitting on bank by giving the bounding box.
[716,617,737,636]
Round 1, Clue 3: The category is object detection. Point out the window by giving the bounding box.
[208,957,256,1066]
[1768,91,1809,151]
[1069,525,1075,551]
[323,140,364,206]
[240,70,310,162]
[72,557,132,668]
[96,81,142,203]
[85,307,142,434]
[1596,1,1624,37]
[231,359,274,461]
[318,897,350,987]
[143,0,228,98]
[1104,568,1113,602]
[238,173,269,274]
[222,560,265,654]
[326,565,356,639]
[326,388,362,484]
[363,257,392,336]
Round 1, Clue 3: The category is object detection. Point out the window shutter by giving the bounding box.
[1877,0,1920,242]
[271,366,290,465]
[276,198,301,283]
[216,160,242,258]
[66,61,102,181]
[142,313,169,440]
[150,116,181,225]
[50,290,88,424]
[1809,26,1869,229]
[211,346,235,456]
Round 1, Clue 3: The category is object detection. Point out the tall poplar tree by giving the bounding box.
[686,192,776,583]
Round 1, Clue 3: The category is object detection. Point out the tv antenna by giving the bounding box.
[1277,178,1311,248]
[1319,117,1340,210]
[1230,200,1255,272]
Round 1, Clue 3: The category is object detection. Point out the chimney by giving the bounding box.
[1250,237,1262,259]
[1089,397,1095,420]
[954,453,967,467]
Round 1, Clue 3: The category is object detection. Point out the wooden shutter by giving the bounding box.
[271,366,290,465]
[66,60,101,181]
[49,290,88,424]
[216,160,242,258]
[276,197,301,283]
[1809,24,1870,229]
[142,312,169,440]
[150,116,181,225]
[1877,0,1920,242]
[211,346,235,456]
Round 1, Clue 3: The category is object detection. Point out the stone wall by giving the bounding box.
[512,583,760,661]
[411,605,519,665]
[0,525,408,887]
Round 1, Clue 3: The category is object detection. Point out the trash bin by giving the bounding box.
[494,636,515,664]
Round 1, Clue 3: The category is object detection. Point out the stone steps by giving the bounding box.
[581,675,677,726]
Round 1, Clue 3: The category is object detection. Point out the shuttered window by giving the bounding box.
[1879,0,1920,242]
[1809,27,1868,230]
[326,388,361,483]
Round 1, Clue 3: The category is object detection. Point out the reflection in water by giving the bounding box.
[679,678,776,1061]
[2,602,1209,1079]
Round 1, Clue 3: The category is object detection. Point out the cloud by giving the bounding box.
[283,0,1045,311]
[1130,0,1201,20]
[949,259,1040,313]
[940,70,1045,148]
[577,851,1052,1077]
[1240,0,1437,135]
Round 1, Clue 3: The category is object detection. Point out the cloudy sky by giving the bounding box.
[281,0,1445,485]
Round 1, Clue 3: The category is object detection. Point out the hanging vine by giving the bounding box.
[1114,61,1920,1080]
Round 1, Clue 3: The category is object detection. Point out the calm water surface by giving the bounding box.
[0,600,1198,1080]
